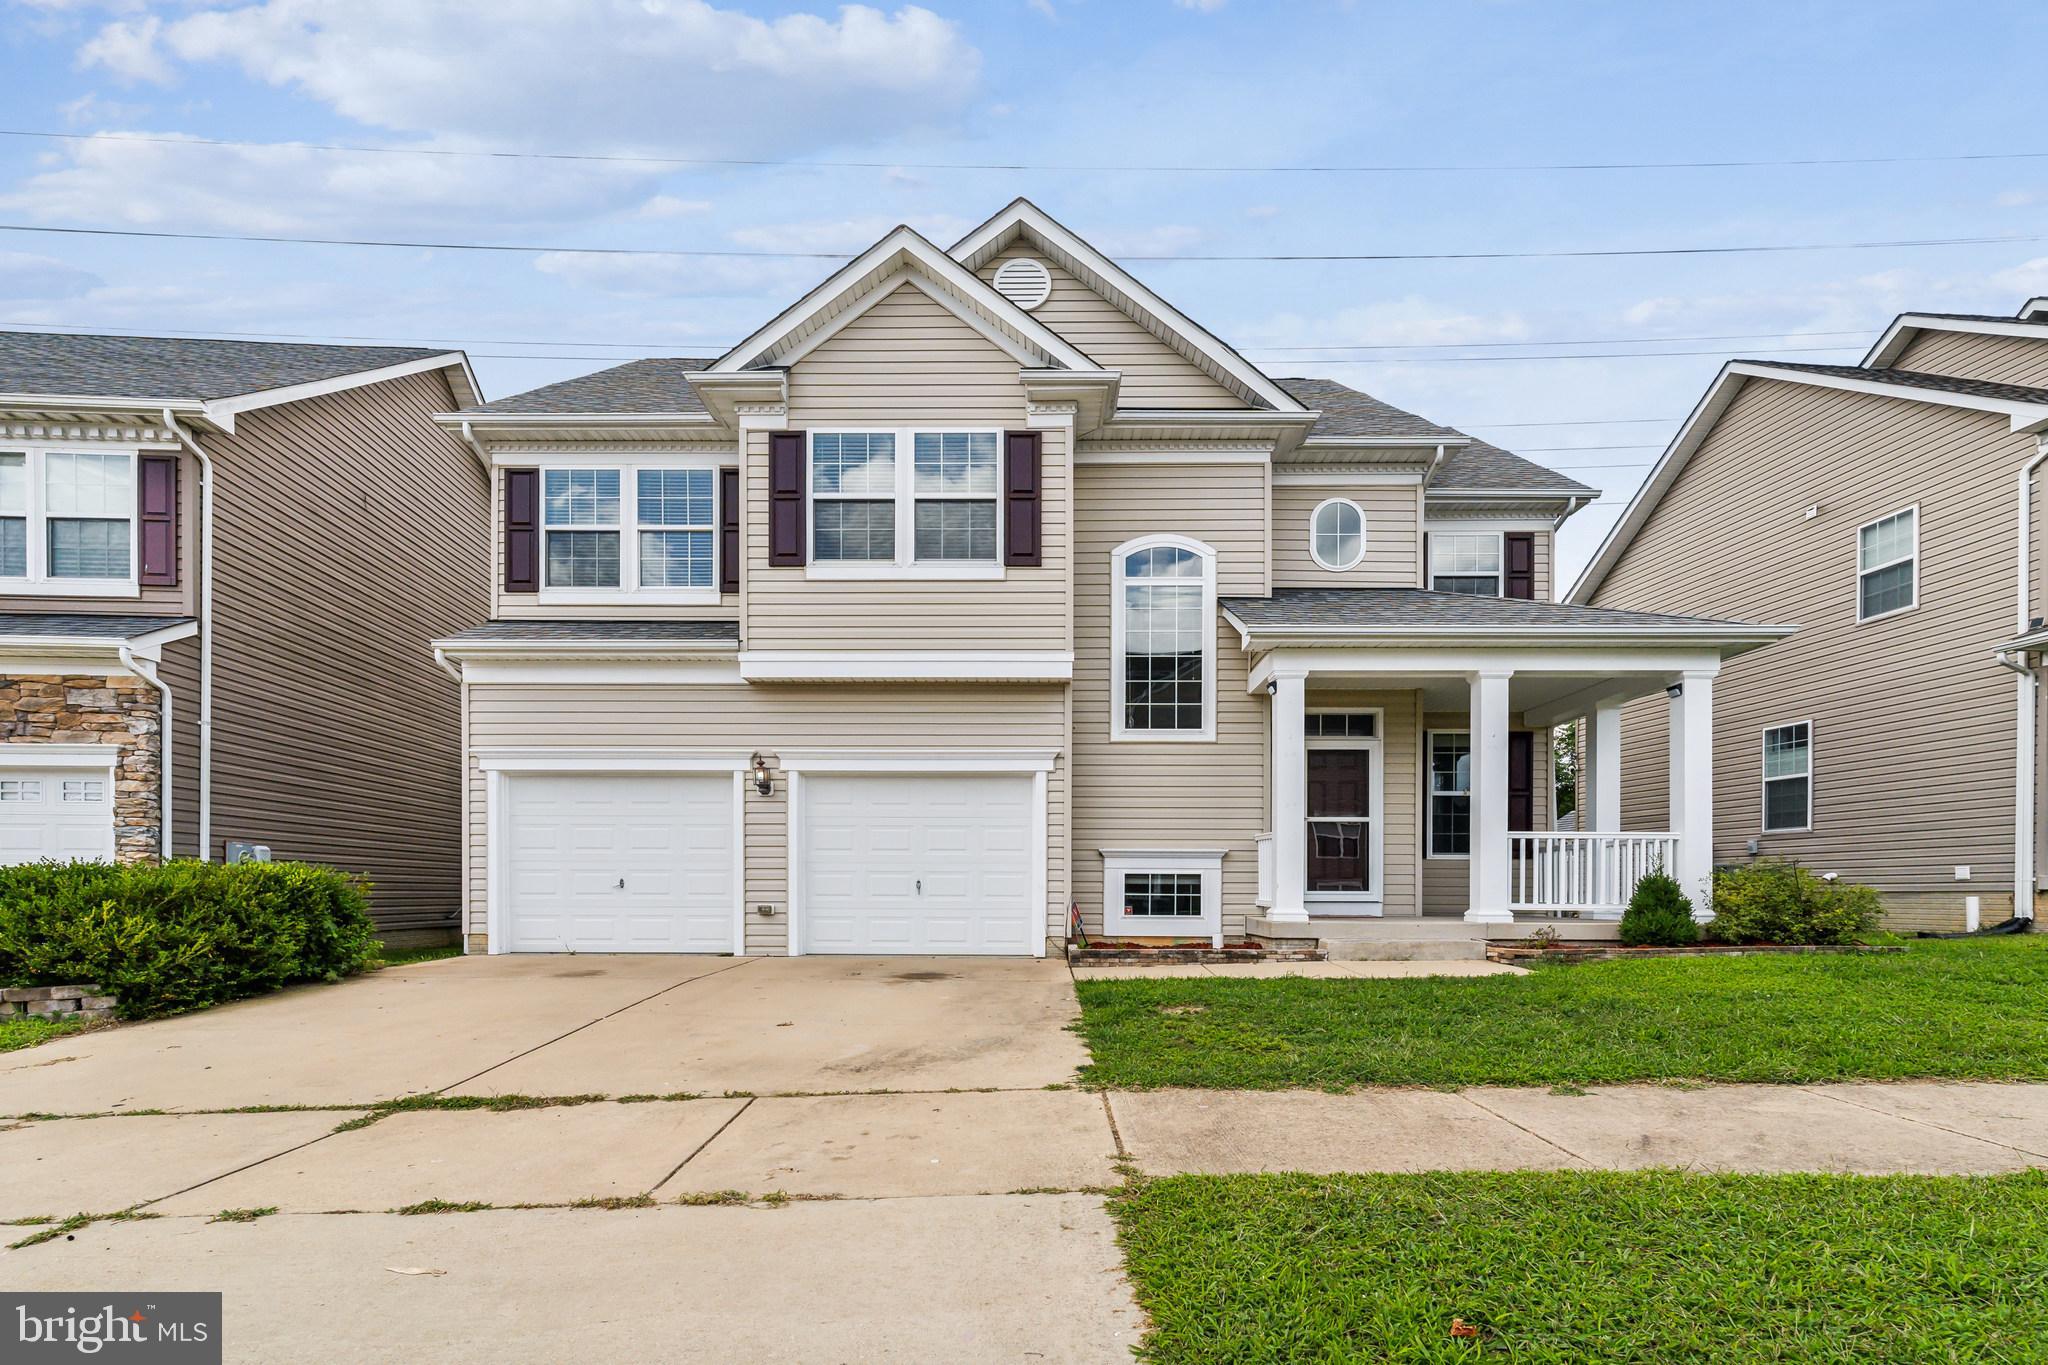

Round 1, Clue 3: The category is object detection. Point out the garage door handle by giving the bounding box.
[616,878,626,890]
[916,879,922,895]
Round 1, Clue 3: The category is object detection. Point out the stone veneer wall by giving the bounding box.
[0,674,164,864]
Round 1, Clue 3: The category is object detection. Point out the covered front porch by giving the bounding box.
[1222,589,1793,933]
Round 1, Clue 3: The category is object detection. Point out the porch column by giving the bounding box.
[1668,669,1716,921]
[1268,667,1309,923]
[1465,667,1515,923]
[1587,702,1623,833]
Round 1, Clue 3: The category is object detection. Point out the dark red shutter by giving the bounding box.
[1421,531,1431,590]
[718,466,740,594]
[768,432,806,566]
[1504,532,1536,600]
[1002,430,1042,567]
[503,468,540,593]
[137,454,178,587]
[1508,731,1535,831]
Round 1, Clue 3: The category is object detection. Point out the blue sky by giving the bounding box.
[4,0,2047,585]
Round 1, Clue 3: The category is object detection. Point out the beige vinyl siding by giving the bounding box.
[462,683,1069,954]
[1532,530,1554,602]
[203,369,488,933]
[1891,329,2048,388]
[1418,714,1555,916]
[0,445,199,617]
[1274,483,1422,588]
[1072,461,1268,935]
[744,283,1070,651]
[1304,688,1419,915]
[977,245,1247,409]
[1591,377,2029,929]
[491,443,741,622]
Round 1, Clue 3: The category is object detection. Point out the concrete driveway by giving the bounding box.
[0,955,1141,1363]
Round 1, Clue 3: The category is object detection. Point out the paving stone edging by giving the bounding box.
[2,984,119,1021]
[1487,943,1905,965]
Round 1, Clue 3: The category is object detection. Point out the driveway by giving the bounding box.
[0,955,1142,1363]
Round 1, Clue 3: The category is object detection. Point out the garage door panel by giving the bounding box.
[0,767,115,865]
[506,773,733,954]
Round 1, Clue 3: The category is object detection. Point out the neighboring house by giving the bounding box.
[1572,299,2048,932]
[0,333,489,944]
[433,199,1788,957]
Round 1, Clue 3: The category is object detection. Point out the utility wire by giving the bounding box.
[7,127,2048,176]
[1256,328,1873,351]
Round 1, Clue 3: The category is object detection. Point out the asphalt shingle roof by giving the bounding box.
[437,620,738,644]
[1740,360,2048,407]
[1220,588,1753,631]
[464,358,715,415]
[0,613,194,639]
[0,332,445,402]
[1433,438,1595,495]
[1274,377,1464,442]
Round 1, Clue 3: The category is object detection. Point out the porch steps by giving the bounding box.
[1248,916,1621,962]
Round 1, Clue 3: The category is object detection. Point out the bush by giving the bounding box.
[1709,860,1883,946]
[1618,871,1701,947]
[0,860,376,1019]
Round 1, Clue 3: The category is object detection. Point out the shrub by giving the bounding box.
[0,860,376,1019]
[1709,860,1883,946]
[1618,871,1701,947]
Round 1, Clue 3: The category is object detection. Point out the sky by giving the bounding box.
[4,0,2048,589]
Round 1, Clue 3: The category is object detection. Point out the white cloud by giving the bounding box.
[1244,204,1280,220]
[81,1,981,158]
[1174,0,1228,10]
[0,251,103,300]
[634,195,713,220]
[532,249,824,302]
[57,91,151,124]
[1234,298,1532,351]
[1092,224,1204,257]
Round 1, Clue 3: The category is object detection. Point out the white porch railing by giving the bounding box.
[1509,832,1680,917]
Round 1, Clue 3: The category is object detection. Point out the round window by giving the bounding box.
[1310,498,1366,571]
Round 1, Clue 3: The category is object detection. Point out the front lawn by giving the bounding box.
[1113,1170,2048,1363]
[1075,937,2048,1089]
[0,1014,93,1053]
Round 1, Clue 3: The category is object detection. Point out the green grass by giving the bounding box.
[0,1014,95,1054]
[1074,938,2048,1089]
[372,942,462,969]
[1112,1170,2048,1363]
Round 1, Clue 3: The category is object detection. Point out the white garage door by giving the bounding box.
[0,768,115,865]
[801,773,1036,955]
[505,773,734,953]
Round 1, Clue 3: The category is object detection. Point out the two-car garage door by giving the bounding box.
[499,769,1039,956]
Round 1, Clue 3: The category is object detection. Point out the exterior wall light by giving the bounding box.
[751,753,773,796]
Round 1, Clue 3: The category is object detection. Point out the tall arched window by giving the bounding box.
[1111,535,1216,741]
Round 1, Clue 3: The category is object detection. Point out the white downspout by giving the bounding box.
[2011,437,2048,921]
[117,645,172,863]
[163,410,215,861]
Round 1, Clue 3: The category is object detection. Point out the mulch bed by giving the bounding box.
[1487,943,1904,966]
[1069,940,1326,965]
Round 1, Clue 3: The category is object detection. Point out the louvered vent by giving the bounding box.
[992,257,1052,311]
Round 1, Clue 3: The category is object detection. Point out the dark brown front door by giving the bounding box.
[1306,749,1370,892]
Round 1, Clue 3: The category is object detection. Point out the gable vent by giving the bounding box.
[992,257,1053,311]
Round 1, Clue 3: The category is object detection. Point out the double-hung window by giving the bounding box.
[1427,730,1472,857]
[0,448,138,593]
[1857,507,1917,621]
[539,463,718,599]
[809,429,1001,572]
[1761,722,1812,832]
[1429,533,1502,596]
[1113,537,1215,740]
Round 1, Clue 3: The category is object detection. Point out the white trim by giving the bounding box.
[1571,360,2048,603]
[1865,313,2048,369]
[485,768,506,953]
[738,650,1072,682]
[1303,707,1383,908]
[475,748,751,774]
[731,769,748,957]
[453,658,742,686]
[1760,719,1814,834]
[1855,504,1920,623]
[777,748,1057,775]
[1426,528,1504,596]
[1226,616,1795,655]
[1075,448,1273,466]
[203,353,480,434]
[1272,469,1423,486]
[1308,497,1368,572]
[0,744,118,771]
[1424,516,1559,534]
[785,769,805,957]
[1424,728,1472,861]
[1110,533,1217,743]
[532,458,725,603]
[0,446,142,598]
[1099,847,1227,950]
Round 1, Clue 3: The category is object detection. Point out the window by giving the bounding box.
[1304,712,1376,738]
[0,779,40,802]
[913,432,999,561]
[1121,872,1204,918]
[812,431,897,563]
[809,429,1003,572]
[637,469,715,588]
[61,778,104,803]
[1309,498,1366,571]
[1113,537,1215,741]
[1762,722,1812,832]
[1101,850,1224,943]
[544,468,620,588]
[1429,532,1503,596]
[0,448,139,592]
[1427,731,1472,857]
[536,463,720,598]
[1857,507,1917,621]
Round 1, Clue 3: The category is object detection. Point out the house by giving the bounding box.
[1571,299,2048,932]
[0,333,489,945]
[432,199,1790,957]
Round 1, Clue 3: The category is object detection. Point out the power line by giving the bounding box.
[1261,344,1860,363]
[7,127,2048,176]
[2,220,2044,264]
[1256,328,1873,351]
[1458,416,1678,428]
[1511,443,1663,452]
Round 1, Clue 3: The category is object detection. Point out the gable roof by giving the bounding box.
[1434,438,1595,496]
[464,358,714,416]
[0,331,473,408]
[1272,376,1593,496]
[950,199,1304,413]
[1569,355,2048,604]
[1864,307,2048,369]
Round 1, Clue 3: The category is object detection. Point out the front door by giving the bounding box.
[1306,749,1371,892]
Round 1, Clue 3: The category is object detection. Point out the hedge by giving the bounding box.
[1710,860,1884,946]
[0,860,377,1019]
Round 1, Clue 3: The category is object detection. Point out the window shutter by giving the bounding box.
[1002,430,1042,568]
[1421,531,1431,590]
[719,466,740,594]
[768,432,806,566]
[1508,731,1535,831]
[503,468,540,593]
[137,454,178,587]
[1504,532,1536,599]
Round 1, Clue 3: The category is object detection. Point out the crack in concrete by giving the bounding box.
[648,1096,757,1195]
[1454,1090,1597,1167]
[1800,1084,2048,1161]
